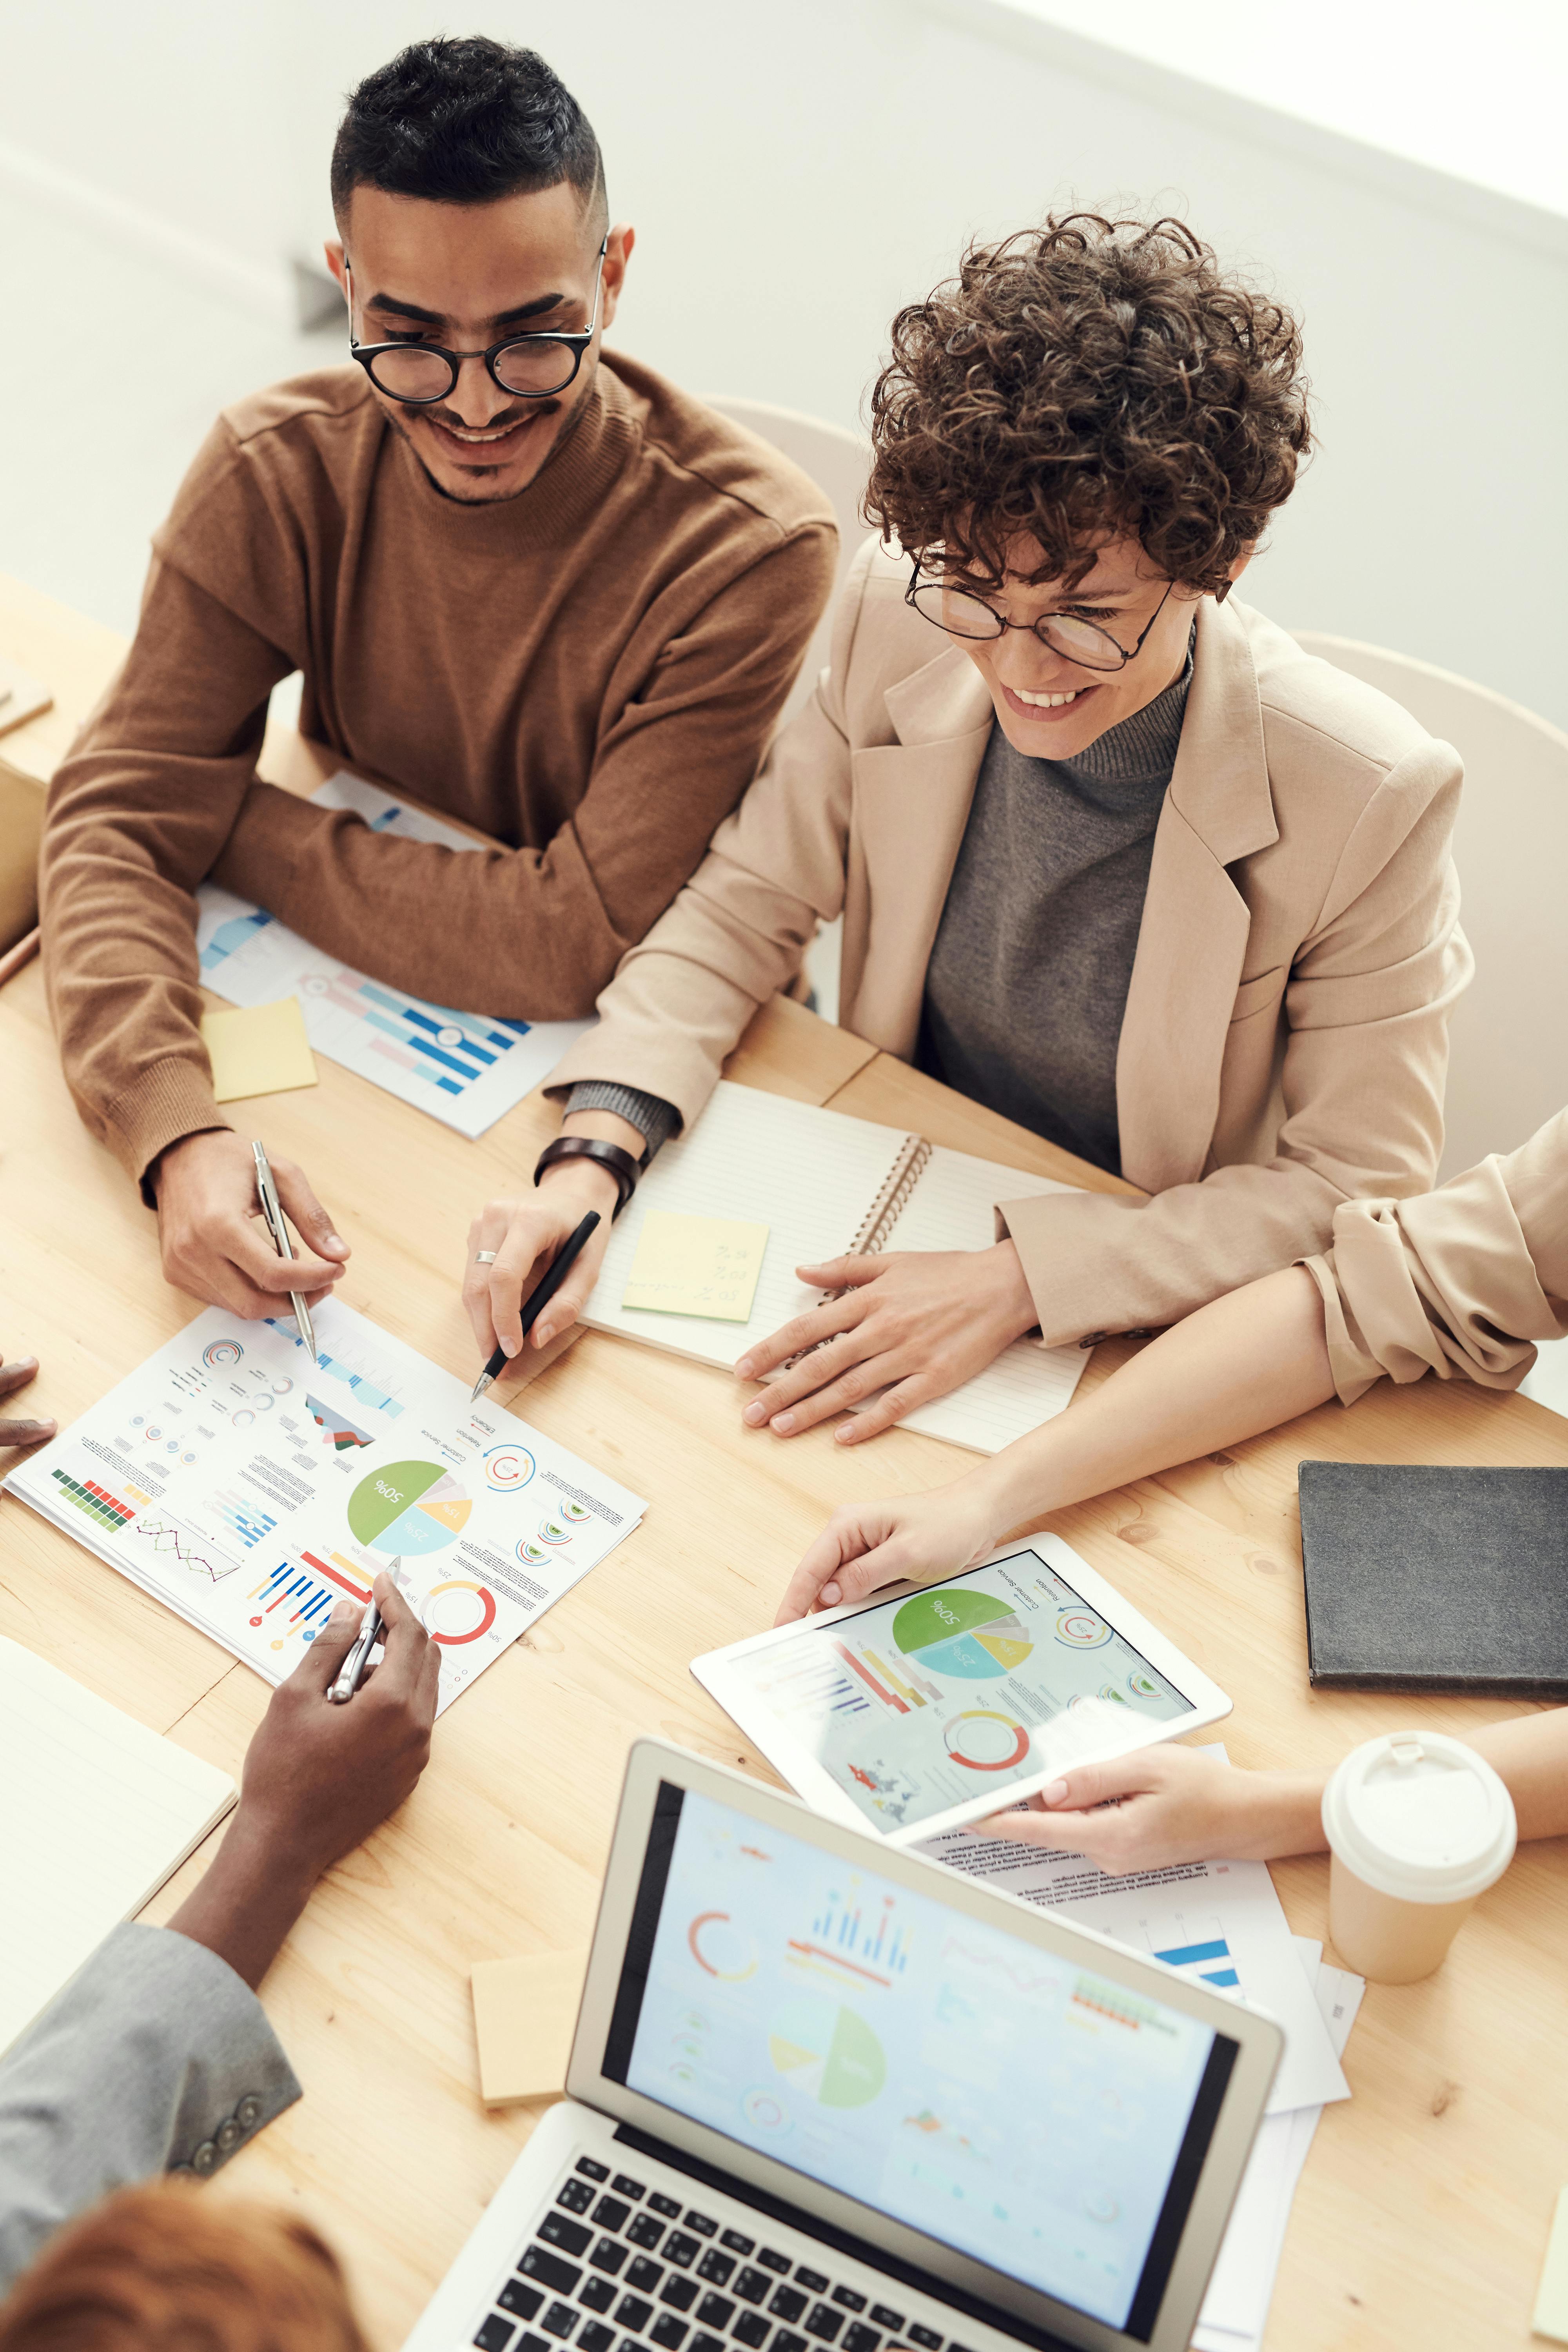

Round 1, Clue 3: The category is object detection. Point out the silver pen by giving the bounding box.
[251,1138,317,1363]
[328,1564,392,1704]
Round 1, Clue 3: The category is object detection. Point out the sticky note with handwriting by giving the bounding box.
[621,1210,769,1322]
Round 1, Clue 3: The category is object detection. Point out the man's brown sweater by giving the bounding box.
[41,351,837,1186]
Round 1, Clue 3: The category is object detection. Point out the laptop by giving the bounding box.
[407,1740,1281,2352]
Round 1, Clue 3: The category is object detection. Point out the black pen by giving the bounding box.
[471,1211,601,1402]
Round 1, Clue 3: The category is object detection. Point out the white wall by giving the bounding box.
[4,0,1566,726]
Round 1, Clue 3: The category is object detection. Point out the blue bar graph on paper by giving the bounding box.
[1154,1935,1241,1989]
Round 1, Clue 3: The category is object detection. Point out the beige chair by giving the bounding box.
[706,399,872,1021]
[704,397,871,729]
[1294,633,1568,1183]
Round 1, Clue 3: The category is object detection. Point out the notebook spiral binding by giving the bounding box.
[845,1133,932,1262]
[781,1135,933,1371]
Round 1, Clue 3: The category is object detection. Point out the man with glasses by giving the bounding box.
[40,36,835,1319]
[468,216,1470,1444]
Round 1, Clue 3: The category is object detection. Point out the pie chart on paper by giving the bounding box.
[347,1460,472,1557]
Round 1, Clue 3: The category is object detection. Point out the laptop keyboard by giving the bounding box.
[471,2157,970,2352]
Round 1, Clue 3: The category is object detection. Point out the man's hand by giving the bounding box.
[736,1243,1039,1444]
[775,1479,1002,1624]
[0,1354,55,1448]
[966,1746,1326,1875]
[167,1573,439,1987]
[152,1130,349,1318]
[463,1163,618,1367]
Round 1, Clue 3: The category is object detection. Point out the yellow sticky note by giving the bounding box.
[1534,2185,1568,2341]
[622,1209,769,1322]
[200,998,318,1102]
[470,1948,588,2105]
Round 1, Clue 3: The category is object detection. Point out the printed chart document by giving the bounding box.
[588,1082,1089,1453]
[1193,1939,1363,2352]
[918,1806,1349,2116]
[0,1637,236,2056]
[195,772,590,1136]
[4,1300,644,1716]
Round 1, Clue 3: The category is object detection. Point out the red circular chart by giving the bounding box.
[423,1579,497,1646]
[943,1710,1031,1771]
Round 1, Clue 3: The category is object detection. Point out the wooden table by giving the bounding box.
[4,597,1567,2352]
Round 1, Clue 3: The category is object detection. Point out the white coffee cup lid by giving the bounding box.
[1321,1731,1517,1903]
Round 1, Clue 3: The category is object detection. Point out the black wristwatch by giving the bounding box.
[534,1135,642,1219]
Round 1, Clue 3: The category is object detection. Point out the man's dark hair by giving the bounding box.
[867,214,1311,596]
[330,36,605,230]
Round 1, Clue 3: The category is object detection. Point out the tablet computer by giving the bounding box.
[691,1533,1230,1844]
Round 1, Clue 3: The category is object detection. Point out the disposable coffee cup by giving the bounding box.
[1321,1731,1516,1985]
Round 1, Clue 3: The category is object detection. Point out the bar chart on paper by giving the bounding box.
[194,772,591,1137]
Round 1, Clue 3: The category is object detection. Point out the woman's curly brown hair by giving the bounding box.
[866,213,1311,595]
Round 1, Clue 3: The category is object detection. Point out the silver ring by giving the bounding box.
[474,1249,498,1265]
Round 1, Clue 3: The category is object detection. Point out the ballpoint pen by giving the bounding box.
[327,1561,393,1704]
[472,1210,601,1402]
[252,1138,317,1364]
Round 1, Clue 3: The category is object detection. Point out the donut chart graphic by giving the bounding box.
[891,1586,1034,1681]
[1127,1668,1161,1699]
[483,1443,536,1491]
[202,1338,245,1370]
[943,1710,1031,1770]
[347,1460,472,1556]
[537,1517,572,1546]
[1055,1606,1112,1650]
[517,1538,549,1567]
[688,1911,758,1981]
[423,1579,497,1645]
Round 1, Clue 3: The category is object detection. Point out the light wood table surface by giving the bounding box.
[4,592,1567,2352]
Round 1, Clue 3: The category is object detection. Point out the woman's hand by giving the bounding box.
[462,1164,617,1364]
[967,1745,1326,1874]
[736,1241,1038,1444]
[775,1477,1002,1624]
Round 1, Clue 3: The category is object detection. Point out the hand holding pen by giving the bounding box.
[252,1140,319,1363]
[470,1210,601,1401]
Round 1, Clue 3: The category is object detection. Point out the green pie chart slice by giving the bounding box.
[347,1459,445,1546]
[893,1585,1015,1656]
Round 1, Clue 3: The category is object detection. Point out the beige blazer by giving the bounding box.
[1305,1109,1568,1403]
[551,540,1472,1347]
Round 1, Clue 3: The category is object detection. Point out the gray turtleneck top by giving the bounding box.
[916,646,1192,1174]
[568,644,1192,1176]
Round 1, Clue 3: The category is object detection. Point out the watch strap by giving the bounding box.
[534,1135,641,1219]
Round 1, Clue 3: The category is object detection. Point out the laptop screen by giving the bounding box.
[603,1784,1238,2344]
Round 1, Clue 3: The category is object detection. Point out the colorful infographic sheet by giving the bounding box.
[5,1301,644,1715]
[195,772,590,1137]
[713,1547,1192,1835]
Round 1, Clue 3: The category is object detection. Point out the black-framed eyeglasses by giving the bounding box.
[905,556,1176,673]
[345,239,608,405]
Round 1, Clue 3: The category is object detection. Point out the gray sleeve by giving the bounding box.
[0,1923,301,2294]
[564,1082,681,1164]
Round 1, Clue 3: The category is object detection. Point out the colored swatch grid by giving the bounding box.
[51,1467,134,1531]
[299,971,532,1101]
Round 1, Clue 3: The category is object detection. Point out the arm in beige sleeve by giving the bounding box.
[1304,1104,1568,1401]
[997,746,1473,1348]
[543,535,879,1121]
[39,559,292,1186]
[208,525,839,1021]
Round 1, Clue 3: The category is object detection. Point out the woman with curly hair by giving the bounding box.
[483,214,1470,1445]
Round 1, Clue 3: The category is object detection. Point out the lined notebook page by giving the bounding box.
[0,1639,236,2054]
[874,1143,1089,1450]
[585,1084,1092,1454]
[585,1083,912,1366]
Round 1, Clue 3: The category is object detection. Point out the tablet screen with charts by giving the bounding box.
[692,1534,1230,1843]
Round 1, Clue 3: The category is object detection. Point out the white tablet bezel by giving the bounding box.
[691,1532,1231,1844]
[568,1736,1282,2352]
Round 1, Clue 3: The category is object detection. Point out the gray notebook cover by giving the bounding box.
[1299,1460,1568,1695]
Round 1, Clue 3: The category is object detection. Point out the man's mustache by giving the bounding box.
[421,397,560,439]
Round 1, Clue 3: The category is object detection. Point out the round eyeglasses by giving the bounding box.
[905,557,1176,673]
[346,241,608,406]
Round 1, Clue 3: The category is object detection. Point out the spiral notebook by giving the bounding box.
[583,1081,1090,1452]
